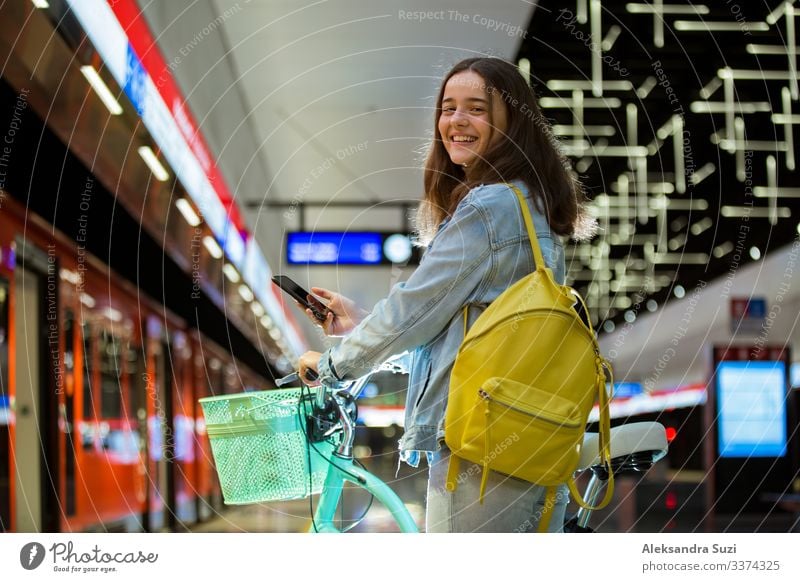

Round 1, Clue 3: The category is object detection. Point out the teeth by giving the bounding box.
[452,136,477,142]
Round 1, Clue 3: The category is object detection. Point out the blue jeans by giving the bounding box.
[425,447,569,532]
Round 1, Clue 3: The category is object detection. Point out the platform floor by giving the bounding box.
[189,453,800,533]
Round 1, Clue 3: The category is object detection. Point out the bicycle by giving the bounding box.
[200,368,668,533]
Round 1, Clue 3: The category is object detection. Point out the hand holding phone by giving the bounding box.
[271,275,330,321]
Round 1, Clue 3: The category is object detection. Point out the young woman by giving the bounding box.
[298,57,592,532]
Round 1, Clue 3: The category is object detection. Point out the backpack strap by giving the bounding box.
[565,358,615,512]
[506,183,547,272]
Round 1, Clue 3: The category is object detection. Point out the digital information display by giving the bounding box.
[716,360,788,458]
[287,232,415,265]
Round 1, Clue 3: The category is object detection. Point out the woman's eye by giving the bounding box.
[470,108,485,114]
[442,107,455,113]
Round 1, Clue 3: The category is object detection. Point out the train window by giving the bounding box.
[98,330,122,419]
[63,310,76,516]
[126,342,146,419]
[81,323,94,449]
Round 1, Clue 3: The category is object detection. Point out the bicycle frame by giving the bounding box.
[305,369,419,533]
[309,455,418,532]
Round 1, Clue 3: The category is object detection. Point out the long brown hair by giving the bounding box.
[418,57,592,243]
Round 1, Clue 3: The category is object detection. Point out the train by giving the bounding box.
[0,194,268,532]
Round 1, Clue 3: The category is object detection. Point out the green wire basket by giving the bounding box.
[199,387,336,504]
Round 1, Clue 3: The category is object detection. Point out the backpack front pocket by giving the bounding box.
[475,377,585,485]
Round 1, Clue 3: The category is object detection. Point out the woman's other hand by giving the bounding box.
[298,351,322,385]
[303,287,369,337]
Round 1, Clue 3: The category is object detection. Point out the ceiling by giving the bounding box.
[523,0,800,328]
[137,0,800,360]
[137,0,535,341]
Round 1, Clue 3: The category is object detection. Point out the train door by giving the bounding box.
[0,277,10,530]
[13,248,59,532]
[124,338,147,530]
[145,334,175,531]
[161,338,176,531]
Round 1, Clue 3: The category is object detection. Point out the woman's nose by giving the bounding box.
[451,110,469,126]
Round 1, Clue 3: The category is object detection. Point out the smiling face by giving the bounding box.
[438,70,508,168]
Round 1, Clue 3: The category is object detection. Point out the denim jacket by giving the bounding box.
[317,181,566,465]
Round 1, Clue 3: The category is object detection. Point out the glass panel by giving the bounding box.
[98,329,122,418]
[81,323,94,449]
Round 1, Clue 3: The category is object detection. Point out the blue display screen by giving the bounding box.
[716,361,787,458]
[287,232,384,265]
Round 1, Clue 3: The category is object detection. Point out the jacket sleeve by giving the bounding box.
[317,196,493,384]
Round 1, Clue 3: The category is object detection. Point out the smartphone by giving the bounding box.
[271,275,329,321]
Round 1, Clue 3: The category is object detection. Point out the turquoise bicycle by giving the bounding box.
[200,368,667,533]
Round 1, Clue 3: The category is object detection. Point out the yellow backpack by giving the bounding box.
[443,184,614,532]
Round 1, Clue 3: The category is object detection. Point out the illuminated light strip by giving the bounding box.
[560,145,649,157]
[79,66,123,115]
[552,125,616,136]
[654,0,663,48]
[627,103,638,160]
[754,187,800,197]
[609,182,675,194]
[734,117,746,179]
[786,0,797,99]
[546,80,632,91]
[652,253,709,264]
[601,24,622,51]
[667,233,686,251]
[202,236,223,259]
[664,198,707,210]
[539,96,621,108]
[636,157,648,224]
[713,241,734,258]
[588,387,707,422]
[689,162,715,185]
[577,0,588,24]
[771,114,800,123]
[517,58,530,85]
[672,114,685,193]
[222,263,240,282]
[636,76,656,98]
[238,285,254,303]
[690,217,713,235]
[718,68,796,80]
[717,139,788,152]
[625,3,708,14]
[590,0,602,97]
[175,198,201,227]
[767,156,779,226]
[767,1,790,25]
[747,44,800,54]
[783,88,796,171]
[675,21,769,31]
[31,0,50,9]
[137,146,170,181]
[699,76,722,99]
[721,205,791,218]
[689,101,772,114]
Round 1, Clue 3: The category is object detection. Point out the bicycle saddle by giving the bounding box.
[577,421,668,474]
